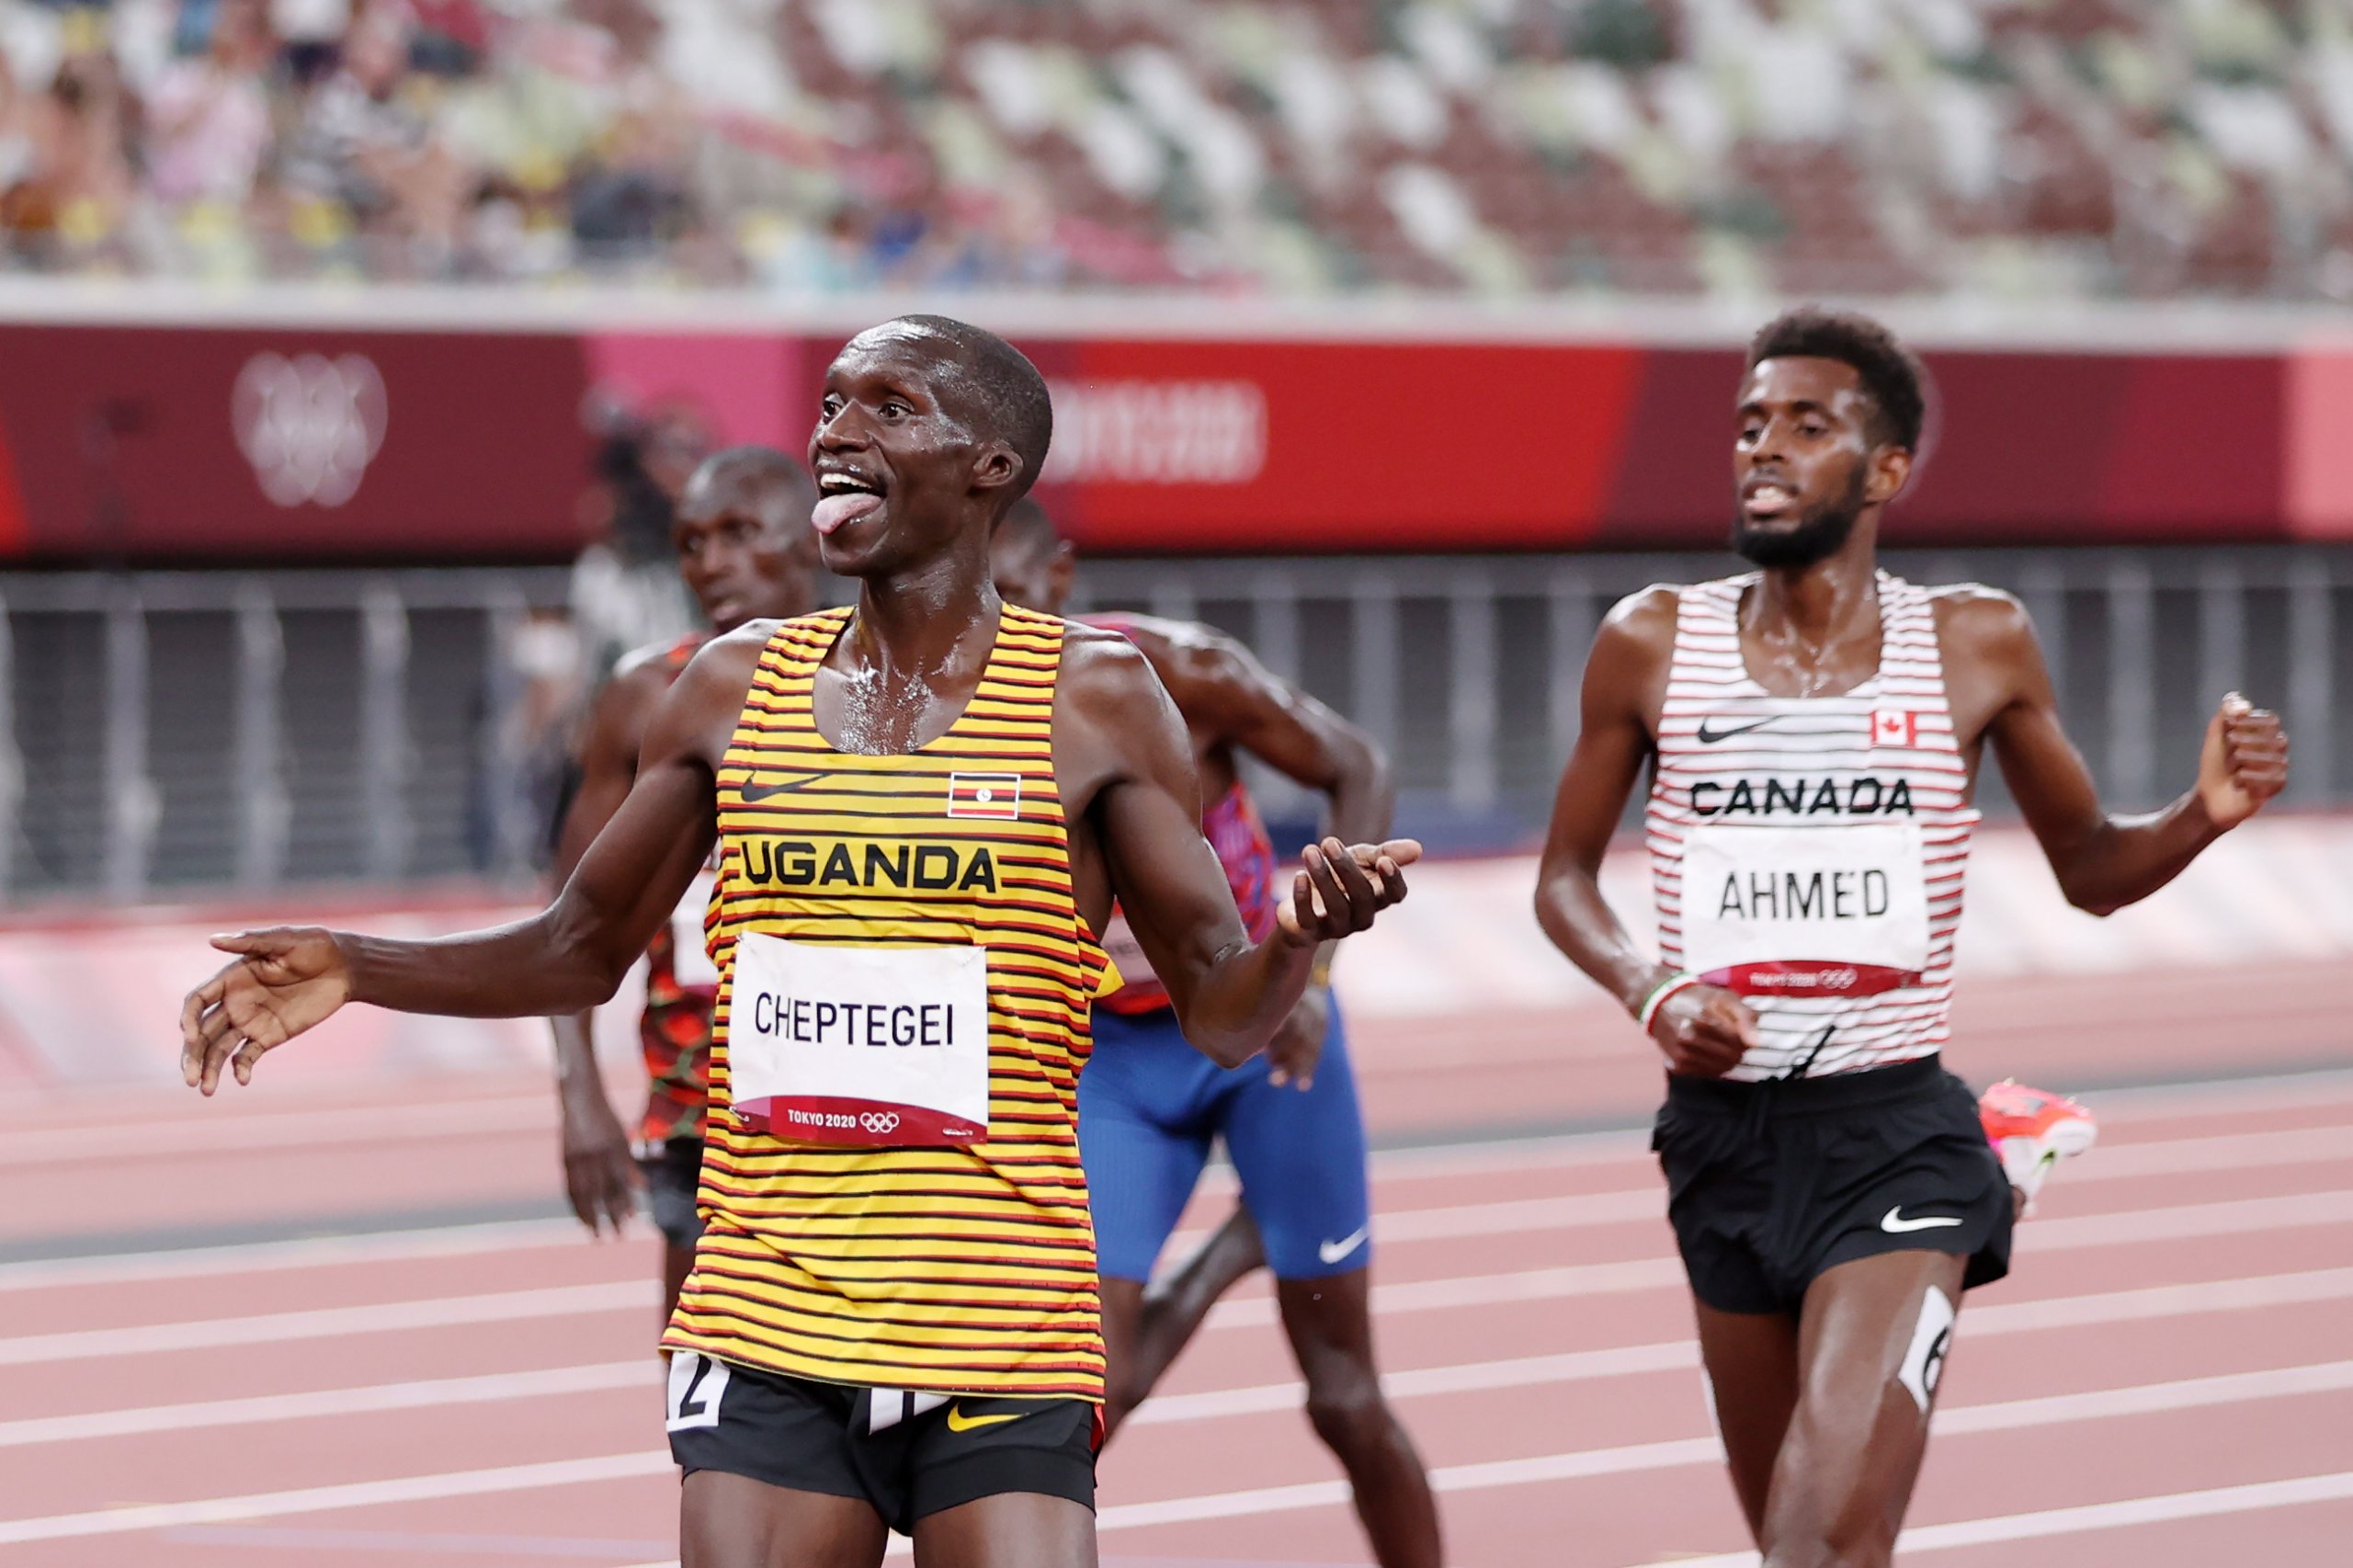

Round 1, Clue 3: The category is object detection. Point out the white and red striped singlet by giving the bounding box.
[1645,572,1976,1082]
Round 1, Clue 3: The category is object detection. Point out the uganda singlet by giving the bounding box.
[661,605,1114,1399]
[1646,573,1975,1081]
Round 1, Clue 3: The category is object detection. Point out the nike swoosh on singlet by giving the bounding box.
[1317,1225,1370,1266]
[739,773,836,802]
[1881,1207,1965,1233]
[945,1403,1028,1433]
[1696,718,1777,744]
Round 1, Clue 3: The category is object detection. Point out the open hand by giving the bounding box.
[1650,982,1758,1077]
[1276,838,1422,942]
[1266,983,1331,1092]
[2198,692,2288,829]
[560,1087,642,1236]
[179,927,353,1095]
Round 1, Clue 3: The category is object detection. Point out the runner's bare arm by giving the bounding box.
[1945,590,2290,917]
[179,638,761,1094]
[1140,620,1394,844]
[547,658,669,1233]
[1534,591,1756,1076]
[1056,630,1417,1068]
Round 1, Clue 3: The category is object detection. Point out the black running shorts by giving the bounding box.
[665,1354,1097,1531]
[635,1136,706,1252]
[1652,1055,2014,1317]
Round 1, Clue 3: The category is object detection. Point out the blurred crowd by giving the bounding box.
[4,0,2353,299]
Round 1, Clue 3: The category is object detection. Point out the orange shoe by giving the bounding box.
[1980,1080,2097,1213]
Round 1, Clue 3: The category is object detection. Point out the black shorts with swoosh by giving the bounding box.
[1652,1056,2014,1315]
[665,1356,1097,1529]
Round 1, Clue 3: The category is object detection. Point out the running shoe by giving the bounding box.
[1979,1079,2097,1212]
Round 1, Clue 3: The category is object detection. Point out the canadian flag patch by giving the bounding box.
[947,772,1023,820]
[1870,710,1921,749]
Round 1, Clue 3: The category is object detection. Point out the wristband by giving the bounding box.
[1635,972,1700,1029]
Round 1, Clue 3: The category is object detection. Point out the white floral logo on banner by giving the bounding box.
[233,352,390,507]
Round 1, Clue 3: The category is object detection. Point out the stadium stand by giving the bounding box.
[1,0,2349,296]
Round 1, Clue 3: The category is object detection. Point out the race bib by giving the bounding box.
[670,870,719,988]
[1681,821,1930,999]
[727,934,991,1146]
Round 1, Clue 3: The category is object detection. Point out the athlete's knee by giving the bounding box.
[1302,1360,1392,1456]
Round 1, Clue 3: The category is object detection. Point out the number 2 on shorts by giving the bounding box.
[665,1351,732,1431]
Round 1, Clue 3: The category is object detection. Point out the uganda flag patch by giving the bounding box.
[947,772,1023,820]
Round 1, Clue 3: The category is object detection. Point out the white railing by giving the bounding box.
[0,545,2343,903]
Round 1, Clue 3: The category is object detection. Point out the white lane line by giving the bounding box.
[2068,1122,2353,1181]
[1200,1187,2353,1331]
[2018,1188,2353,1250]
[1163,1162,2353,1265]
[12,1110,2351,1298]
[0,1095,556,1166]
[1625,1469,2353,1566]
[0,1452,674,1546]
[1157,1267,2353,1422]
[7,1354,2350,1543]
[13,1187,2350,1364]
[0,1280,653,1366]
[0,1219,597,1295]
[0,1361,659,1447]
[1112,1361,2353,1533]
[15,1267,2351,1453]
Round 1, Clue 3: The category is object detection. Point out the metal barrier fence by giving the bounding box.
[2,545,2345,903]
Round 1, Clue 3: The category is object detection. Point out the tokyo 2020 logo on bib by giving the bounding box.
[233,352,390,507]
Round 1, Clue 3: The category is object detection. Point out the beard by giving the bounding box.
[1731,468,1867,569]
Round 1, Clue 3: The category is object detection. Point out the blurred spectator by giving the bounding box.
[567,390,708,686]
[0,0,2349,301]
[146,0,273,209]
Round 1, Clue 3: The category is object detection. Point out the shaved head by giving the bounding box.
[684,445,815,530]
[849,315,1053,506]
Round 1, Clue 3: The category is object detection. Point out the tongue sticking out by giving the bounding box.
[813,492,883,535]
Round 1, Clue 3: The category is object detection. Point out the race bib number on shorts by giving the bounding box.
[727,933,991,1146]
[1681,821,1931,998]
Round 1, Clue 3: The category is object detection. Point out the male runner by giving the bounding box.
[179,315,1419,1568]
[992,502,1441,1568]
[550,447,819,1324]
[1532,307,2288,1568]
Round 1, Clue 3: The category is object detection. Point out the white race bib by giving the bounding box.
[727,934,991,1146]
[670,870,720,989]
[1681,821,1930,999]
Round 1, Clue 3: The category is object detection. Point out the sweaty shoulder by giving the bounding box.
[1593,584,1682,672]
[661,619,778,733]
[1926,583,2035,665]
[1058,619,1171,713]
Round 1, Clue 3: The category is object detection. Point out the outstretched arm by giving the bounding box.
[1060,633,1416,1068]
[1533,591,1756,1077]
[546,660,669,1234]
[1954,592,2290,917]
[180,645,748,1093]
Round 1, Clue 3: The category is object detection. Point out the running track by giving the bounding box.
[4,975,2352,1566]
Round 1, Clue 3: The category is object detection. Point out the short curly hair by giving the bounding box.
[1748,307,1927,452]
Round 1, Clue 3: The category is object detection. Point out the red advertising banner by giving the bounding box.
[0,319,2336,563]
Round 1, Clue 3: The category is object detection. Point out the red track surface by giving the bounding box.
[5,968,2351,1567]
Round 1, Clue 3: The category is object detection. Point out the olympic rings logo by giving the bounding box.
[232,351,389,507]
[859,1111,901,1135]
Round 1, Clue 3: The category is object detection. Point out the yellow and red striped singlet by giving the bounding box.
[661,605,1114,1400]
